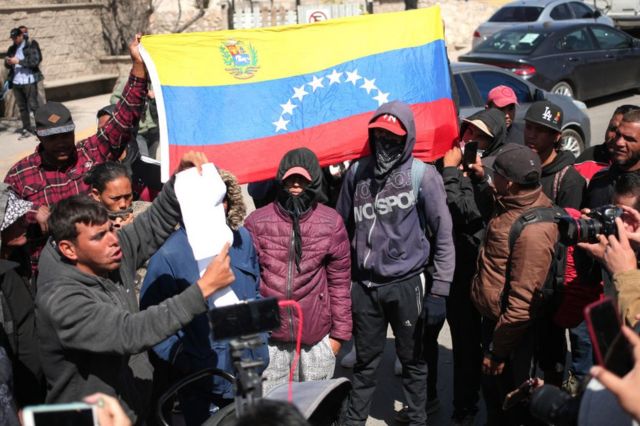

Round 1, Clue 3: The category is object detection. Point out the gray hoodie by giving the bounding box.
[336,101,455,295]
[35,179,208,424]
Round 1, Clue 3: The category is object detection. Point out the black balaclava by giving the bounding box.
[373,134,405,177]
[367,101,415,180]
[276,148,325,272]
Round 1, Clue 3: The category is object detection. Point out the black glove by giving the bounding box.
[424,294,446,325]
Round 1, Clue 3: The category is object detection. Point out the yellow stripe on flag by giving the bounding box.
[141,7,444,87]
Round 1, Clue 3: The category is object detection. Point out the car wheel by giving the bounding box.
[560,127,584,158]
[551,81,574,98]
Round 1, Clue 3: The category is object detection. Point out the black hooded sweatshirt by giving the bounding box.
[541,150,586,209]
[442,108,507,262]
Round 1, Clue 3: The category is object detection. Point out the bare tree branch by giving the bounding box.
[172,0,183,33]
[101,0,155,55]
[175,0,209,33]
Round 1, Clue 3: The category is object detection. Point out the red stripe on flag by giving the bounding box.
[169,99,458,183]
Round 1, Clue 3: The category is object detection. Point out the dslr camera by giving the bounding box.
[558,204,623,245]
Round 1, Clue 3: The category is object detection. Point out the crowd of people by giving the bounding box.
[2,30,640,426]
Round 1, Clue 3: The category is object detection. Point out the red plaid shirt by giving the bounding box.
[4,72,148,272]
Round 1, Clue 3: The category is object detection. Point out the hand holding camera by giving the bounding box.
[578,217,637,275]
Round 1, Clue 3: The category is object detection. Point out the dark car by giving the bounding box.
[452,62,591,156]
[459,22,640,101]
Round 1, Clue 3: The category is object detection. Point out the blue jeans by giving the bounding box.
[569,320,593,379]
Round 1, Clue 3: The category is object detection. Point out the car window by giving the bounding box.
[569,2,595,18]
[555,28,595,51]
[591,27,631,49]
[550,4,572,20]
[475,30,547,54]
[489,6,544,22]
[469,71,532,104]
[454,75,473,108]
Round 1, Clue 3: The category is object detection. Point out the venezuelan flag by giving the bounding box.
[140,6,458,183]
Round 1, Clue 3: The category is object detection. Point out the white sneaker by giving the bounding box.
[394,356,402,375]
[340,345,357,368]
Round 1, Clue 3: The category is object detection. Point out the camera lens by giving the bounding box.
[558,217,602,245]
[582,220,602,244]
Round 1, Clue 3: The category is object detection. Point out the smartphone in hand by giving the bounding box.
[22,403,98,426]
[462,141,479,171]
[584,297,634,376]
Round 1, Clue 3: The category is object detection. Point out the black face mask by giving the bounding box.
[374,135,404,177]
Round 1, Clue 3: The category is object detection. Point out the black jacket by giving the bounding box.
[0,257,44,407]
[5,39,43,88]
[36,180,209,424]
[443,109,506,271]
[541,150,586,209]
[584,167,640,210]
[577,143,610,165]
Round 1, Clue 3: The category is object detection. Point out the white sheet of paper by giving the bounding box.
[175,164,239,306]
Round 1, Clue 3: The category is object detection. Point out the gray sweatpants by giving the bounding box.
[263,334,336,395]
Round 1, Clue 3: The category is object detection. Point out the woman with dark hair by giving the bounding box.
[84,162,136,229]
[140,169,268,426]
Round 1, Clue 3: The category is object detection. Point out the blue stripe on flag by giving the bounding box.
[161,40,450,146]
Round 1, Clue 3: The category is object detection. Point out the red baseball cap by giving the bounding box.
[487,85,518,108]
[368,114,407,136]
[282,166,312,181]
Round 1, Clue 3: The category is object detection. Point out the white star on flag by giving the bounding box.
[345,70,362,85]
[292,85,308,101]
[274,71,393,133]
[273,116,289,132]
[308,76,324,92]
[326,69,342,85]
[373,90,390,106]
[360,78,377,94]
[280,100,297,116]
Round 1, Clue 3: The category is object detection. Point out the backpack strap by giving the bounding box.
[503,205,566,313]
[508,206,565,252]
[411,158,429,234]
[351,157,372,185]
[552,165,571,203]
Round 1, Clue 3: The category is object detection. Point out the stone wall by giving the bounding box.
[0,2,113,82]
[149,1,226,33]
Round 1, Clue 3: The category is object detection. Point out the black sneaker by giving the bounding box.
[394,399,440,423]
[451,408,477,426]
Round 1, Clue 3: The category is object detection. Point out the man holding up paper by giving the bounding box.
[140,168,269,425]
[35,152,234,425]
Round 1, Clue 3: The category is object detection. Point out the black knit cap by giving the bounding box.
[9,28,20,38]
[34,102,76,137]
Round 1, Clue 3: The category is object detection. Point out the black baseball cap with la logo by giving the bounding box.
[525,100,563,133]
[34,102,76,137]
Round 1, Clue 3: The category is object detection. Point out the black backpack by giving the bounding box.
[504,205,568,316]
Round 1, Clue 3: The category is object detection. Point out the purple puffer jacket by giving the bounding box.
[245,201,352,346]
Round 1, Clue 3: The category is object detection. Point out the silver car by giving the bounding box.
[472,0,614,48]
[452,62,591,157]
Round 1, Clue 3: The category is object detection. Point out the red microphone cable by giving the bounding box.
[277,300,303,402]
